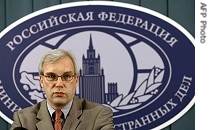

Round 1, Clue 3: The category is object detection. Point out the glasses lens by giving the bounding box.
[63,74,73,81]
[46,74,57,81]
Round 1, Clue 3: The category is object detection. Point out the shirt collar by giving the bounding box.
[47,100,73,119]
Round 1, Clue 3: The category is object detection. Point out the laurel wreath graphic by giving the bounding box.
[108,66,164,112]
[20,72,45,103]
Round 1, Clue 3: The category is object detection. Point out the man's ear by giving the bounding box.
[39,76,44,87]
[75,75,79,84]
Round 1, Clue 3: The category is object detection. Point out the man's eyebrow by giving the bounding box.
[44,72,56,75]
[44,71,74,75]
[63,71,74,74]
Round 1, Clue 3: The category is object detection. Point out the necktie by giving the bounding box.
[54,109,62,130]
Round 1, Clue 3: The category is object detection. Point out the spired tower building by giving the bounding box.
[79,35,105,104]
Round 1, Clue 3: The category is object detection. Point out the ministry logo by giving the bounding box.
[0,1,194,130]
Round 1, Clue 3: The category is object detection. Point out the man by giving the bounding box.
[10,49,114,130]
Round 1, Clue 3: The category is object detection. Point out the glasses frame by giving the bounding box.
[42,73,76,82]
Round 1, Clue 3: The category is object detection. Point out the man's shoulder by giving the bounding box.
[16,100,46,114]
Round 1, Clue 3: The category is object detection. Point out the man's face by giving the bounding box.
[40,56,78,109]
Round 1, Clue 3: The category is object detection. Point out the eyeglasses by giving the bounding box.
[42,73,76,82]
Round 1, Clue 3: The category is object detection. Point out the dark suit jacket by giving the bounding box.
[10,96,114,130]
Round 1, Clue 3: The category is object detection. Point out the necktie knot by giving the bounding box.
[55,109,62,121]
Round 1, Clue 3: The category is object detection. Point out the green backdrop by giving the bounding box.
[0,0,195,130]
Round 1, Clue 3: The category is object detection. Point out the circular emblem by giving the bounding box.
[0,2,194,130]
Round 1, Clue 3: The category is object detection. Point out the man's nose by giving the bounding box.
[55,77,64,86]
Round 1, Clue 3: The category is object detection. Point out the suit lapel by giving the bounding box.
[36,100,54,130]
[63,97,83,130]
[34,97,83,130]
